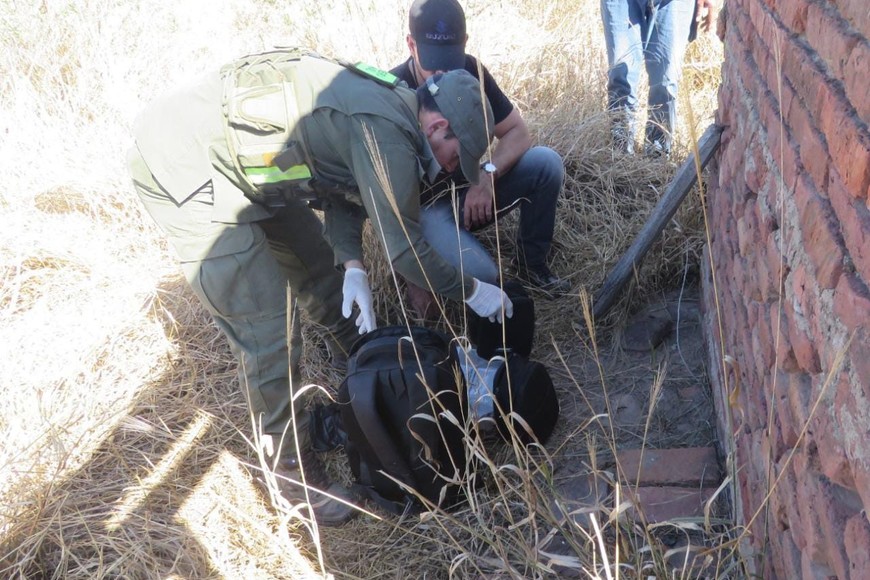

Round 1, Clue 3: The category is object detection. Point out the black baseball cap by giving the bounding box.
[409,0,467,72]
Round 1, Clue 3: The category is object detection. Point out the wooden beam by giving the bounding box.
[591,124,724,320]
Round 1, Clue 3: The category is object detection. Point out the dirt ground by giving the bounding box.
[556,284,716,459]
[537,283,725,571]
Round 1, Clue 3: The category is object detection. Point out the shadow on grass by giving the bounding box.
[0,275,321,579]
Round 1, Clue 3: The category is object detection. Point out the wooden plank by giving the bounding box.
[591,124,724,320]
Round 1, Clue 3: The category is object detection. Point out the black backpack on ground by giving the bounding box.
[463,279,560,445]
[489,353,560,445]
[337,325,467,514]
[466,279,535,358]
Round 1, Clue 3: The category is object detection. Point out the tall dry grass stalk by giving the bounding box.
[1,0,732,578]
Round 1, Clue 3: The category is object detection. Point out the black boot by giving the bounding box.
[515,261,571,297]
[261,435,357,526]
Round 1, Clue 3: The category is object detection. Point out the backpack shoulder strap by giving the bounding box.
[345,370,416,486]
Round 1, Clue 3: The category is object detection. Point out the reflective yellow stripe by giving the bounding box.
[244,164,312,185]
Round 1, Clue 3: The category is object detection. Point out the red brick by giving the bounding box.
[779,0,808,34]
[775,308,800,372]
[773,371,799,449]
[818,87,870,201]
[769,517,805,580]
[753,303,775,366]
[845,512,870,577]
[764,113,801,193]
[783,295,822,374]
[736,216,752,257]
[816,476,862,580]
[764,232,787,302]
[617,447,723,487]
[778,369,812,433]
[748,0,766,42]
[805,2,859,82]
[847,328,870,394]
[779,34,827,119]
[629,486,717,523]
[769,406,791,463]
[774,460,807,549]
[794,473,828,562]
[833,274,870,333]
[842,40,870,124]
[734,441,762,525]
[784,92,830,191]
[754,236,775,303]
[854,465,870,522]
[794,176,845,289]
[743,131,768,195]
[732,0,754,51]
[827,170,870,282]
[798,129,830,194]
[760,165,782,217]
[800,553,837,580]
[835,0,870,39]
[815,398,855,489]
[746,374,770,434]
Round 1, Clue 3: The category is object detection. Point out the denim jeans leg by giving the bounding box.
[602,0,646,148]
[644,0,694,153]
[420,198,499,284]
[492,146,564,270]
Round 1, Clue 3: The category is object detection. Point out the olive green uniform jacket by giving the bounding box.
[134,53,473,300]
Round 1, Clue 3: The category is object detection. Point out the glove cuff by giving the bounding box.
[464,278,482,305]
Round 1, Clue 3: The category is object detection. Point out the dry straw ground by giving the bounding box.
[1,0,729,578]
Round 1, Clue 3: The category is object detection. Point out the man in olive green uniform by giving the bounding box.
[127,49,513,525]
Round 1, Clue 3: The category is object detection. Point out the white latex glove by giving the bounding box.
[464,279,514,323]
[342,267,377,334]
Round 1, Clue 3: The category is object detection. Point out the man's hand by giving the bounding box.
[464,279,514,323]
[696,0,716,33]
[463,180,495,230]
[342,267,377,334]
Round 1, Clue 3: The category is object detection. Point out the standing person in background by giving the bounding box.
[127,49,512,526]
[601,0,717,157]
[391,0,570,319]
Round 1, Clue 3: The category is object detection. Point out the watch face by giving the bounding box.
[482,162,497,174]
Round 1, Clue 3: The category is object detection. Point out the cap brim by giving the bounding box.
[459,146,481,185]
[415,42,466,72]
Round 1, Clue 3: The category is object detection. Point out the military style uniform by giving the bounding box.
[127,50,476,440]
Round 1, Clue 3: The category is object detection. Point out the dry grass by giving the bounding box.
[0,0,734,578]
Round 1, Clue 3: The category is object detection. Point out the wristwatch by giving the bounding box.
[481,161,497,176]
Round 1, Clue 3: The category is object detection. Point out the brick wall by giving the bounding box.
[702,0,870,577]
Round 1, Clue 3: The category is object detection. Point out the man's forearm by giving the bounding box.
[490,122,532,177]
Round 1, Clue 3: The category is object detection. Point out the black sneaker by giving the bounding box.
[516,263,571,297]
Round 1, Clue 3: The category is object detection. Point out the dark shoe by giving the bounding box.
[269,447,358,526]
[516,263,571,297]
[643,139,671,160]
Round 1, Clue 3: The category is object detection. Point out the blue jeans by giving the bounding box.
[601,0,695,154]
[420,146,564,284]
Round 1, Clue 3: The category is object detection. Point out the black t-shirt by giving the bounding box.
[389,55,514,125]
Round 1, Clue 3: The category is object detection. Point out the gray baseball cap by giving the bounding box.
[425,69,493,184]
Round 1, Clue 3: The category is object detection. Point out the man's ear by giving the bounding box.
[422,116,449,138]
[406,34,416,55]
